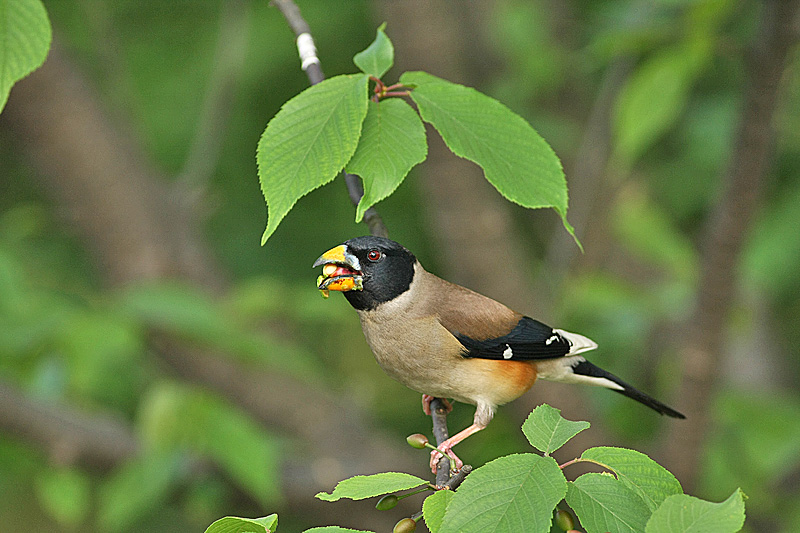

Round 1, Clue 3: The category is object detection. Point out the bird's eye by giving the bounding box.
[367,249,382,262]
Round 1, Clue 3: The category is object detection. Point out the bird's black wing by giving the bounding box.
[452,316,573,361]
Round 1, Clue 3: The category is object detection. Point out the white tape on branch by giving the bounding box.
[296,32,320,70]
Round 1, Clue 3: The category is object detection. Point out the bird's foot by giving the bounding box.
[422,395,453,416]
[430,444,463,474]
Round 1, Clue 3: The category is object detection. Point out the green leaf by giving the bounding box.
[315,472,427,502]
[35,467,91,528]
[353,23,393,78]
[613,44,708,169]
[0,0,52,113]
[423,490,454,533]
[258,73,369,244]
[439,454,566,533]
[565,473,651,533]
[400,71,577,244]
[345,98,427,222]
[645,489,745,533]
[303,526,372,533]
[205,515,278,533]
[582,447,683,512]
[522,404,590,455]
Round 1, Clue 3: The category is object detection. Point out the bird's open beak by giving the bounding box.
[313,244,364,293]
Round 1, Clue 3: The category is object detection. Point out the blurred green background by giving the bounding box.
[1,0,798,531]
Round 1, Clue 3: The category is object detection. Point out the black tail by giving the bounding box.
[572,360,685,419]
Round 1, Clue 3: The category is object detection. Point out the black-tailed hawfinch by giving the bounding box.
[314,236,684,472]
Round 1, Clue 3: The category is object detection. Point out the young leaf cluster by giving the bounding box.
[204,404,746,533]
[257,25,575,245]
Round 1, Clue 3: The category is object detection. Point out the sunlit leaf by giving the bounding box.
[258,74,369,243]
[345,98,427,222]
[522,404,590,455]
[400,71,577,245]
[423,489,454,533]
[645,489,745,533]
[353,23,393,78]
[439,454,566,533]
[566,473,651,533]
[582,447,683,511]
[316,472,427,502]
[205,515,278,533]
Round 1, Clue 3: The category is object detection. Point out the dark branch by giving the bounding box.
[429,397,455,486]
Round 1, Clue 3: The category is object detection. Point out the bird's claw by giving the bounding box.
[430,445,463,474]
[422,395,453,416]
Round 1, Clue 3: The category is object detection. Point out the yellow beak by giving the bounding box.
[313,244,364,292]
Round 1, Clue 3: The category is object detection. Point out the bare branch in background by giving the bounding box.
[2,43,224,290]
[660,0,799,489]
[0,381,139,470]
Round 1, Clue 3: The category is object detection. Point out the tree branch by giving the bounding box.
[660,0,799,489]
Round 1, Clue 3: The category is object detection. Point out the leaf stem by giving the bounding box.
[558,457,618,478]
[397,486,434,500]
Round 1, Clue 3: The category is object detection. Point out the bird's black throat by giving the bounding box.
[339,236,417,311]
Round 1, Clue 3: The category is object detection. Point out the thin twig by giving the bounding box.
[444,464,472,490]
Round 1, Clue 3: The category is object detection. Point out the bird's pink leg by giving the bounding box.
[429,423,485,473]
[422,394,452,416]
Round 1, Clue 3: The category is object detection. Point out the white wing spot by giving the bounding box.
[545,334,559,345]
[502,344,513,359]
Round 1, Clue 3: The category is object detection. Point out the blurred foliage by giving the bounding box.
[0,0,798,531]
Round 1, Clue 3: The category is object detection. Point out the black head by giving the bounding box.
[313,236,417,311]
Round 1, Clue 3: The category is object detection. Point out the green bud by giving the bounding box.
[406,433,429,449]
[554,509,575,531]
[393,517,417,533]
[376,494,399,510]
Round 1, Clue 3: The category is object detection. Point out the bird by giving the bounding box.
[313,236,684,473]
